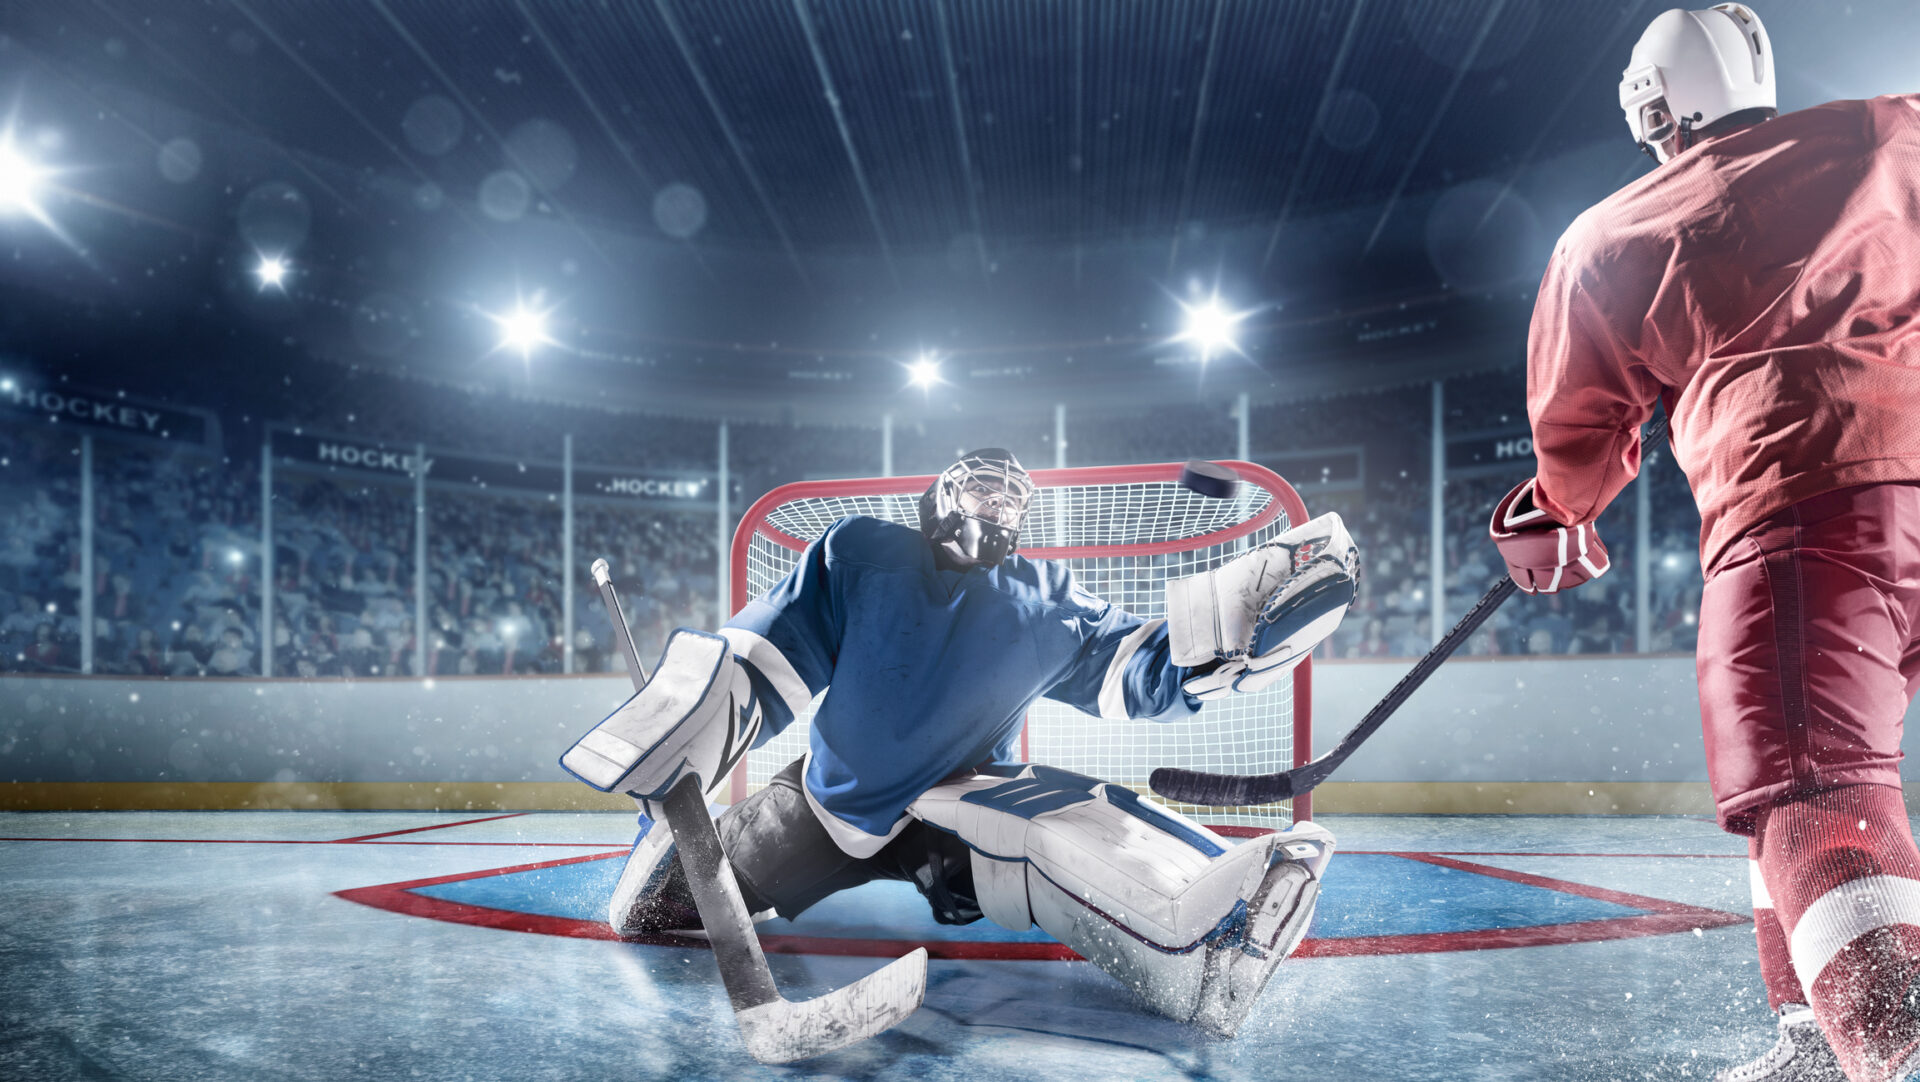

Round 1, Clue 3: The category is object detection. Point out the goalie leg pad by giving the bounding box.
[1168,512,1359,699]
[908,765,1335,1034]
[559,627,762,801]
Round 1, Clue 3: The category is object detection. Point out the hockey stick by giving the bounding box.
[1149,417,1670,809]
[1151,577,1517,806]
[590,559,927,1063]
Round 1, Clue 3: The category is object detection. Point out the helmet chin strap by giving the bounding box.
[1638,111,1702,165]
[938,538,978,568]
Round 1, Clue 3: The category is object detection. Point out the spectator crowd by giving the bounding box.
[1,368,1708,678]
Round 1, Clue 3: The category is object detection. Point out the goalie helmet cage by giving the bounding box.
[727,460,1313,826]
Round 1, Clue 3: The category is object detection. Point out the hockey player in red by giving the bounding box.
[1488,6,1920,1080]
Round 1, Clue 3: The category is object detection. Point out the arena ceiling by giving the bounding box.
[1,1,1915,420]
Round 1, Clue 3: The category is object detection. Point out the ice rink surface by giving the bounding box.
[0,810,1857,1081]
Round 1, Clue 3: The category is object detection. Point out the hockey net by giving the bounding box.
[727,461,1311,826]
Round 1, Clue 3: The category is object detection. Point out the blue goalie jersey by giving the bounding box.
[719,514,1202,857]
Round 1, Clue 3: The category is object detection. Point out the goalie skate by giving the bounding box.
[608,809,701,937]
[1191,825,1332,1037]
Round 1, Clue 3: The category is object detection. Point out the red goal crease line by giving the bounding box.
[331,849,1748,961]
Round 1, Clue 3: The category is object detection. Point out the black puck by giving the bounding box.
[1178,459,1240,499]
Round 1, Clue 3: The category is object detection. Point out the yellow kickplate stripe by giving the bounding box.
[1102,781,1720,817]
[0,782,636,812]
[1308,781,1719,815]
[9,780,1907,817]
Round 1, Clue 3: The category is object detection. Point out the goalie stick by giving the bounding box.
[1149,416,1670,809]
[591,559,927,1063]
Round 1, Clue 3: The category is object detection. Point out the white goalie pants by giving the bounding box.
[908,764,1334,1035]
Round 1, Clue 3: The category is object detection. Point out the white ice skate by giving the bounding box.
[1716,1006,1845,1082]
[608,809,699,937]
[1189,836,1328,1037]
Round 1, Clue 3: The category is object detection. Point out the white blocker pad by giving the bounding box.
[559,628,761,803]
[909,764,1335,1035]
[1167,512,1359,700]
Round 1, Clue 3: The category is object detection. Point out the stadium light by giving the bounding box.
[489,301,555,359]
[1175,292,1253,362]
[906,353,942,389]
[255,255,289,291]
[0,139,45,218]
[0,122,87,256]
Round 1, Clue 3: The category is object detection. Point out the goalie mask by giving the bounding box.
[918,448,1034,568]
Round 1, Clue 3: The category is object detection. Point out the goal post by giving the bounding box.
[727,460,1313,825]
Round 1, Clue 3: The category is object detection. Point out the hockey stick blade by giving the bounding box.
[1151,577,1519,807]
[594,557,927,1063]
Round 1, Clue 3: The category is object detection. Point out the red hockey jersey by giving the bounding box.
[1526,94,1920,573]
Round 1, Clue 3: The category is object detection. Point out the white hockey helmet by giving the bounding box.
[1620,4,1774,162]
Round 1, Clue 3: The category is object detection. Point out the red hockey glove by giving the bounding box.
[1488,478,1610,594]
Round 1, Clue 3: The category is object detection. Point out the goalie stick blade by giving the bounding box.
[736,948,928,1064]
[658,755,928,1064]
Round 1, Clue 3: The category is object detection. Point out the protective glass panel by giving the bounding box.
[1645,449,1703,653]
[0,426,81,672]
[575,506,719,675]
[95,439,251,676]
[272,469,416,677]
[428,489,562,676]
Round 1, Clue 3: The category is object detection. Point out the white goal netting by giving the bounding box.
[730,464,1307,826]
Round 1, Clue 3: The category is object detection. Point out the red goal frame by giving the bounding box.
[726,460,1314,819]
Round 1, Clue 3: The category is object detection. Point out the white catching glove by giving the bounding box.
[1167,512,1360,700]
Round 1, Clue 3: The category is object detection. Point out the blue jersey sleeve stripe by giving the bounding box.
[1097,618,1163,720]
[719,626,814,718]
